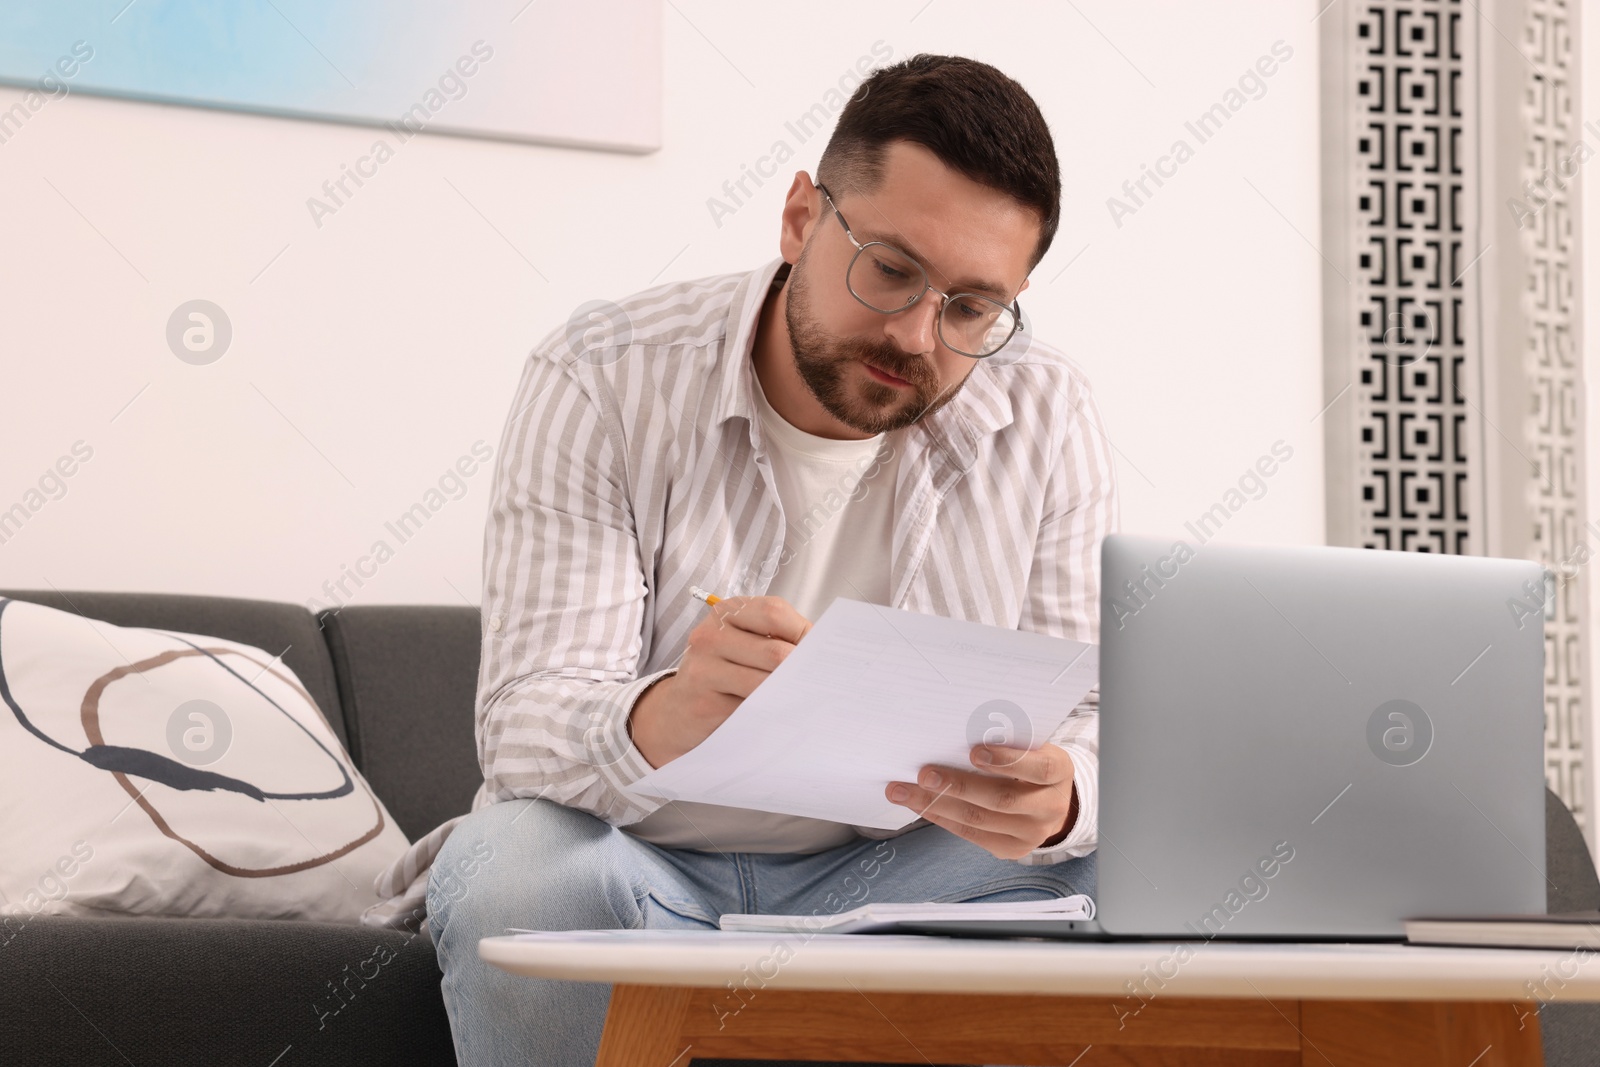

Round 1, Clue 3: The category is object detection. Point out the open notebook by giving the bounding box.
[719,894,1095,934]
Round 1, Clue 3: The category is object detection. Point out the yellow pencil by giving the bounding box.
[690,585,722,606]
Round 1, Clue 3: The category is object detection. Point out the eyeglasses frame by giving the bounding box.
[814,182,1026,359]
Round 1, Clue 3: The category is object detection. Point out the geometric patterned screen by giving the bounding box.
[1352,2,1471,555]
[1338,0,1589,832]
[1521,0,1587,833]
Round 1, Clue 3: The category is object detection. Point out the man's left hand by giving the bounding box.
[885,743,1078,860]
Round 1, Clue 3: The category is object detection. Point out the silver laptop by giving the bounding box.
[1096,533,1547,940]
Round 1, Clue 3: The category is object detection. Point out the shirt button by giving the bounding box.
[487,615,503,632]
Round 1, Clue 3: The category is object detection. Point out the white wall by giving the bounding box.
[0,0,1325,611]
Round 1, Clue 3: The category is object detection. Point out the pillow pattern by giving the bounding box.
[0,596,408,924]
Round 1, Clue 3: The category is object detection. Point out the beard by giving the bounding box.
[782,244,968,436]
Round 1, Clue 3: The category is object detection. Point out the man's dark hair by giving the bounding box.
[816,53,1061,273]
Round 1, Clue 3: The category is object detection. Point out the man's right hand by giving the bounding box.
[628,595,813,768]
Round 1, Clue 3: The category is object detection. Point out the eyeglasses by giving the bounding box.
[815,183,1025,359]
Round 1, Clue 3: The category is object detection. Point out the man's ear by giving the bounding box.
[1018,277,1031,295]
[777,172,823,265]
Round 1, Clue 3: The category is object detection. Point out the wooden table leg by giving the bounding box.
[595,985,1545,1067]
[1300,1000,1543,1066]
[594,985,694,1066]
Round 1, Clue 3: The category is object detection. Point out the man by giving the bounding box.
[422,53,1117,1064]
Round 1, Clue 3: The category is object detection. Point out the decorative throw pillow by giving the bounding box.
[0,596,409,924]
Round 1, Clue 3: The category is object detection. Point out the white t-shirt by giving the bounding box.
[623,369,903,853]
[752,369,902,621]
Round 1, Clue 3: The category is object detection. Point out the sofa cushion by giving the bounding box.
[0,914,454,1067]
[0,588,348,748]
[318,605,483,842]
[0,595,410,924]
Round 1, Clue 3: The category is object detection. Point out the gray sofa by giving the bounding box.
[0,590,479,1066]
[2,588,1599,1066]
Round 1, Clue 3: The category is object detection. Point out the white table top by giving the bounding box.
[479,929,1600,1002]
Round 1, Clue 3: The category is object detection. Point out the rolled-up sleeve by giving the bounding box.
[1015,367,1118,865]
[474,339,672,826]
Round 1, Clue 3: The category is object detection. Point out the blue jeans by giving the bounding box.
[426,798,1096,1067]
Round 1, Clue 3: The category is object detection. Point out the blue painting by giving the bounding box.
[0,0,662,152]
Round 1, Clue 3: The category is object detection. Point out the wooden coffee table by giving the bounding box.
[480,929,1600,1065]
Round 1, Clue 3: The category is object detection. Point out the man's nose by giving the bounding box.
[881,294,940,356]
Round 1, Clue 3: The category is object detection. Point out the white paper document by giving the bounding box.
[632,598,1097,829]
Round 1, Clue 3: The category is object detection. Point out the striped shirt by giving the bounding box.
[361,255,1118,931]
